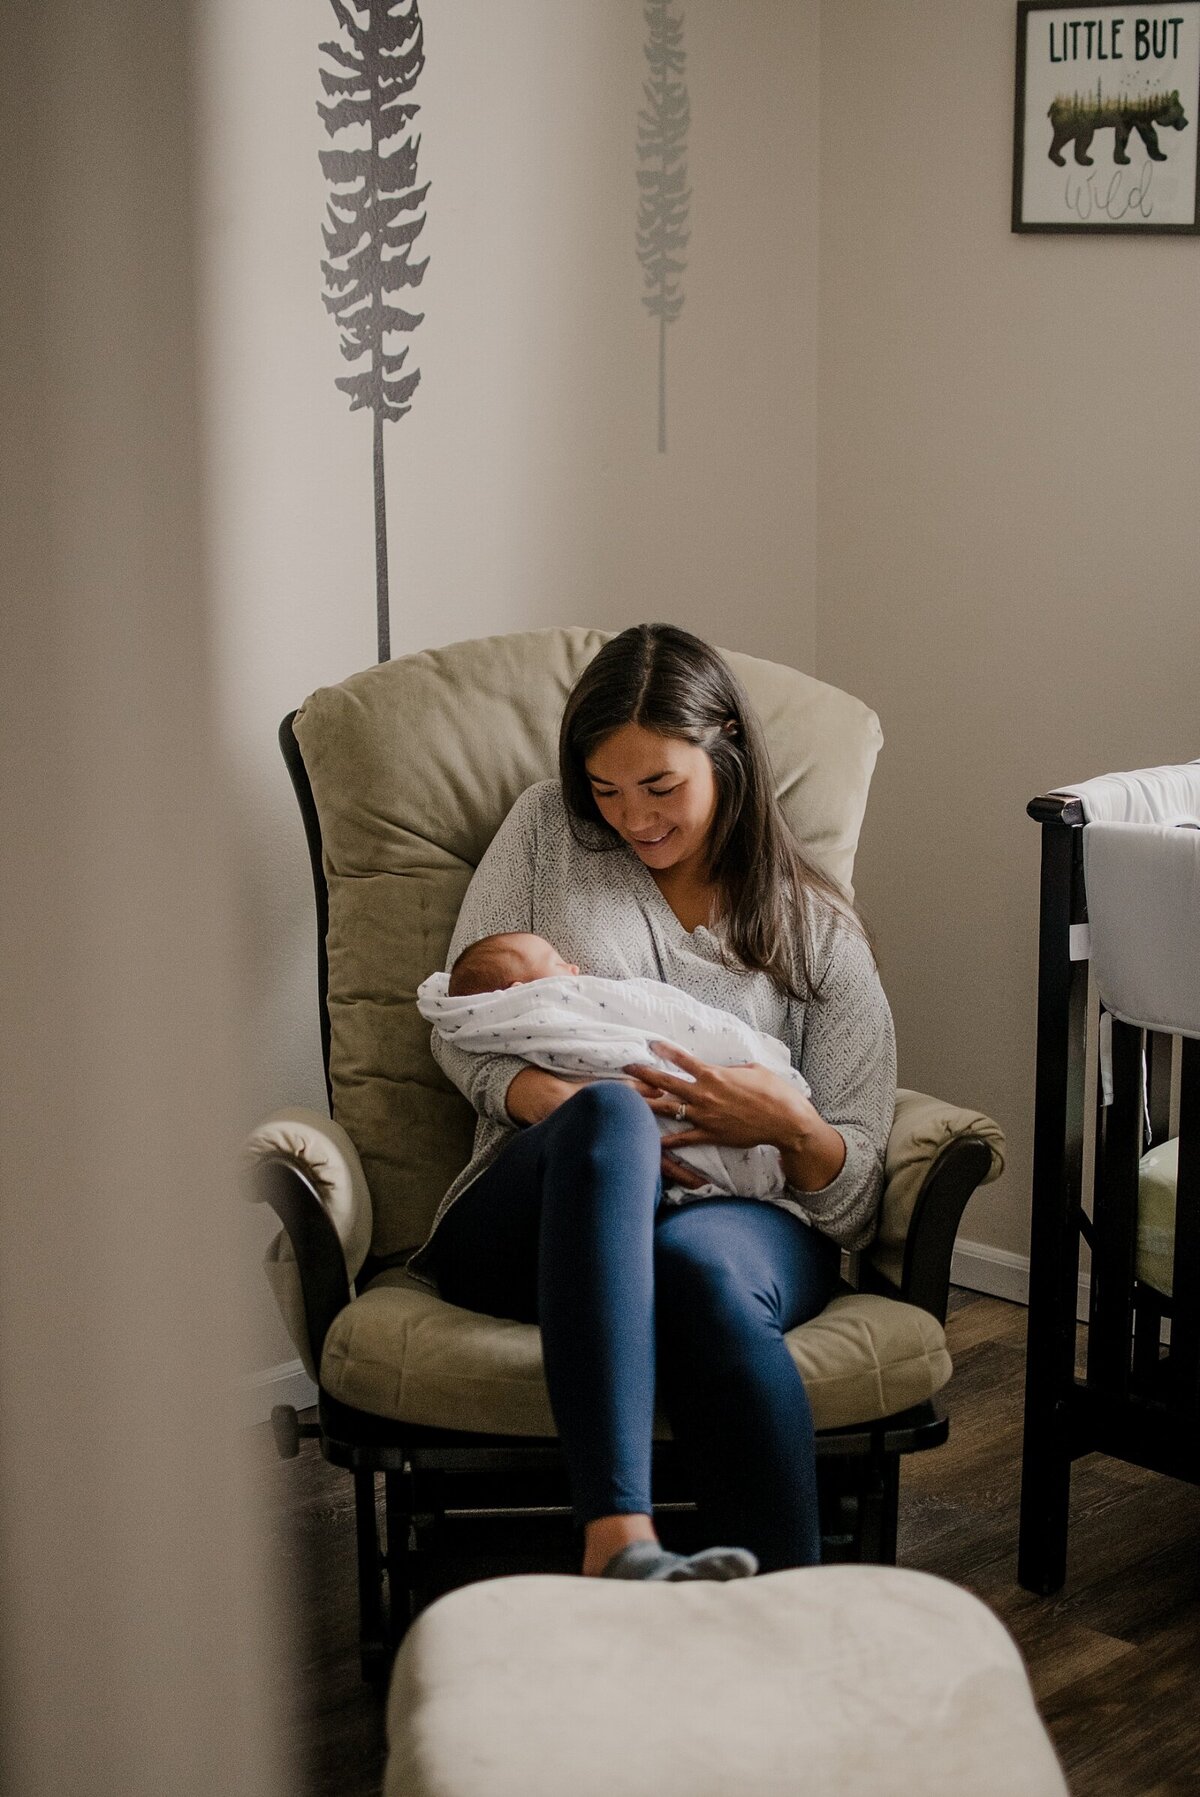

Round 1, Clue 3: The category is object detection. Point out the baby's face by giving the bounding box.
[505,934,579,985]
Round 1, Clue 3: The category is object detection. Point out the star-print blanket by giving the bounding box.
[417,970,811,1202]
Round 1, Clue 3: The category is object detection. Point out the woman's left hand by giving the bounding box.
[623,1042,815,1156]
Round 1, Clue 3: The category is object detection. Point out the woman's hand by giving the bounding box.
[504,1067,590,1126]
[625,1043,812,1151]
[624,1042,848,1193]
[619,1072,709,1188]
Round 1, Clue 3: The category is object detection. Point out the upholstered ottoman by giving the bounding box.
[384,1566,1066,1797]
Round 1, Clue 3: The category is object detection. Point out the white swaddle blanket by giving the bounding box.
[417,971,811,1202]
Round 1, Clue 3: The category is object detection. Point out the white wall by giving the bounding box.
[817,0,1200,1269]
[199,0,821,1376]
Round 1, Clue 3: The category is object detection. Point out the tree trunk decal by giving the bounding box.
[637,0,690,455]
[319,0,429,663]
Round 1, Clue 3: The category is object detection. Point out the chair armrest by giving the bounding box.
[865,1090,1006,1323]
[242,1108,374,1380]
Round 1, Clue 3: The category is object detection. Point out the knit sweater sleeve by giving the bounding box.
[429,786,541,1128]
[785,908,896,1249]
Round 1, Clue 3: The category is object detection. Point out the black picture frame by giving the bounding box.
[1013,0,1200,232]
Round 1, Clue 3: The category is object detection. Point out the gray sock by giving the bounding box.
[599,1541,758,1582]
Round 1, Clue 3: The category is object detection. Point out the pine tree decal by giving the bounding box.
[319,0,429,663]
[636,0,690,454]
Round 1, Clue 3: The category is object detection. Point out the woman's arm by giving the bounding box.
[776,1108,848,1193]
[429,787,543,1126]
[503,1066,590,1125]
[781,914,896,1247]
[625,913,895,1244]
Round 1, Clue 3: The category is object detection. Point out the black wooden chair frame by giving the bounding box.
[1019,792,1200,1598]
[264,712,997,1682]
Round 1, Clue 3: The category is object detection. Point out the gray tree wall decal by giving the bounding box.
[636,0,690,454]
[319,0,429,663]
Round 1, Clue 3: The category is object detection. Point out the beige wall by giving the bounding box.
[199,0,821,1377]
[0,4,281,1789]
[817,0,1200,1264]
[201,0,1200,1369]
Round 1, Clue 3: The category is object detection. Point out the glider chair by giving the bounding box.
[246,628,1004,1682]
[1019,761,1200,1595]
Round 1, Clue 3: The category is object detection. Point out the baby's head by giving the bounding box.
[448,932,579,998]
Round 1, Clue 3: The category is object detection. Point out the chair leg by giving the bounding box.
[876,1455,900,1565]
[385,1469,415,1648]
[353,1469,390,1686]
[857,1450,900,1565]
[817,1461,857,1563]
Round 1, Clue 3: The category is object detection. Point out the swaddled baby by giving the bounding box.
[416,931,811,1204]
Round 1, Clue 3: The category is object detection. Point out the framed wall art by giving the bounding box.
[1013,1,1200,231]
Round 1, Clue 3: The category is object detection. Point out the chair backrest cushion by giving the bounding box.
[292,628,883,1259]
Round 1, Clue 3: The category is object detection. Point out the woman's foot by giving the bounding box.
[581,1511,659,1577]
[599,1541,758,1582]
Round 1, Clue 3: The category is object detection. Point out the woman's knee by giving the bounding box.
[559,1081,661,1157]
[536,1082,662,1218]
[654,1231,776,1337]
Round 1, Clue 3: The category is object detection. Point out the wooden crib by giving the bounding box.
[1018,766,1200,1596]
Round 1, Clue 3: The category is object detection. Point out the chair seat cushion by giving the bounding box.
[320,1269,951,1434]
[384,1566,1067,1797]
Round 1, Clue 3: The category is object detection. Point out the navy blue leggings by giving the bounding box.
[428,1083,839,1569]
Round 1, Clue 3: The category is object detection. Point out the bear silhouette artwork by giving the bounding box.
[1048,90,1189,166]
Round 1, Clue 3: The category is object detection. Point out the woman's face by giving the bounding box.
[584,723,720,884]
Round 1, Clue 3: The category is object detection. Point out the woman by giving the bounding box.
[417,624,896,1581]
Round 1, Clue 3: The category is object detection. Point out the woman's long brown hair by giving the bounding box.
[558,623,873,1003]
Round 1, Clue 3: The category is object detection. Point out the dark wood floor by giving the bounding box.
[255,1291,1200,1797]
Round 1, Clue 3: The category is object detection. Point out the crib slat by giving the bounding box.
[1090,1019,1142,1396]
[1169,1036,1200,1414]
[1146,1031,1175,1145]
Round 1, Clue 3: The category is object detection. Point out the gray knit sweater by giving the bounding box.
[420,781,896,1254]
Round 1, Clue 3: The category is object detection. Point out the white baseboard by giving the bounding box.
[950,1238,1033,1306]
[951,1237,1092,1324]
[240,1358,318,1428]
[951,1236,1169,1337]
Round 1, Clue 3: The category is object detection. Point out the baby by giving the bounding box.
[417,931,811,1204]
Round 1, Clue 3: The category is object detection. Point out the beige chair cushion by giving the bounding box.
[321,1269,950,1435]
[291,629,883,1261]
[384,1566,1067,1797]
[870,1089,1006,1288]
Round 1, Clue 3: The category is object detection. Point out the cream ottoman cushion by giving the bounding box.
[384,1566,1066,1797]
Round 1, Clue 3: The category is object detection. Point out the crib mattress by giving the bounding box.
[1138,1136,1179,1298]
